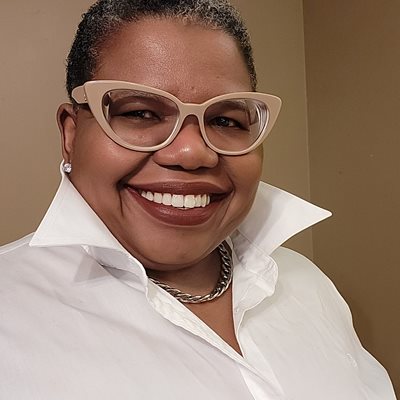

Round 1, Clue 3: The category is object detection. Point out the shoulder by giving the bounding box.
[0,233,70,266]
[270,246,337,292]
[270,246,352,320]
[0,233,85,262]
[0,233,33,255]
[0,234,36,270]
[270,246,332,286]
[0,235,88,287]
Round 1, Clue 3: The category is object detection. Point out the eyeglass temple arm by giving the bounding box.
[71,86,87,104]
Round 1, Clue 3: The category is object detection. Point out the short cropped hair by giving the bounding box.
[66,0,257,100]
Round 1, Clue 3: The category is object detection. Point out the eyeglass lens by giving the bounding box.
[102,89,268,152]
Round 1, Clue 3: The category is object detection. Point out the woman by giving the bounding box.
[0,0,396,399]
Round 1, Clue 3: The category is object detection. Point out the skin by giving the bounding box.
[58,19,263,350]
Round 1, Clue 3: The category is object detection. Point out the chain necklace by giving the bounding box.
[148,243,233,304]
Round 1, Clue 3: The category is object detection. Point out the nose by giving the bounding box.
[152,116,219,170]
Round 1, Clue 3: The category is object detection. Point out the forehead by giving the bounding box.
[94,18,252,102]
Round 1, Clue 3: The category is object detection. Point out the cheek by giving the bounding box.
[72,124,137,178]
[224,149,263,223]
[68,124,149,210]
[229,148,263,190]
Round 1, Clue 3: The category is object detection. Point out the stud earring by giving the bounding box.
[63,162,72,174]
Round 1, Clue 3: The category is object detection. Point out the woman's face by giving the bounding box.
[60,18,263,270]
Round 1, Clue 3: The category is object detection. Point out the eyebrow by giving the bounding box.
[207,99,250,112]
[107,90,168,102]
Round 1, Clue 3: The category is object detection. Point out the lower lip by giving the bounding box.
[125,187,225,226]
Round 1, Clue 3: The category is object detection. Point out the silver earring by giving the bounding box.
[63,162,72,174]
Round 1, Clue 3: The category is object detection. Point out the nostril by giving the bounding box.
[151,124,219,170]
[152,145,219,170]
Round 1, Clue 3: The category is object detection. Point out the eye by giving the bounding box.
[211,116,242,128]
[121,110,160,120]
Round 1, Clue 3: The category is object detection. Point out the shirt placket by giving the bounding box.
[232,251,287,399]
[147,282,286,399]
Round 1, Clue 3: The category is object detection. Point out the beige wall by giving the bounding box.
[303,0,400,392]
[0,0,398,393]
[0,0,93,245]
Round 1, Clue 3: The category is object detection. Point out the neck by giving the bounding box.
[145,248,221,296]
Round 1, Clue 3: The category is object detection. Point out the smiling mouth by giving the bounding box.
[124,184,229,225]
[139,190,210,209]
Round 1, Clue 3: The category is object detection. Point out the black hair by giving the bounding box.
[66,0,257,100]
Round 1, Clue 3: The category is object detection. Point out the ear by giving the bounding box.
[57,103,77,162]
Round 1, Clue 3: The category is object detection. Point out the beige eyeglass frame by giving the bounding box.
[72,80,282,156]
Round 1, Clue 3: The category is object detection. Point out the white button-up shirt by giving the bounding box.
[0,173,396,399]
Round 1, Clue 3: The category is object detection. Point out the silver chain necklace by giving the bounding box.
[148,243,233,304]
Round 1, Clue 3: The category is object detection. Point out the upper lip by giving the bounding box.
[124,181,231,195]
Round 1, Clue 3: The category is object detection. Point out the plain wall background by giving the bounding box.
[0,0,398,394]
[303,0,400,393]
[0,1,93,246]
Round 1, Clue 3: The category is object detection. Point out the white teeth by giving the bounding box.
[162,193,172,206]
[139,190,211,209]
[184,195,196,208]
[153,192,163,204]
[171,194,184,207]
[145,191,154,201]
[195,194,202,207]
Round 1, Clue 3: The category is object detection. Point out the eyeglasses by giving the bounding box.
[72,80,281,156]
